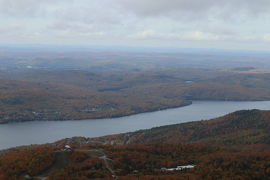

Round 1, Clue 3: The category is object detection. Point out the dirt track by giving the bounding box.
[34,148,118,180]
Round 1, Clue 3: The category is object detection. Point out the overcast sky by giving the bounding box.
[1,0,270,51]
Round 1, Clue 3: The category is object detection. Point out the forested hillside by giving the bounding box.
[1,110,270,179]
[1,68,270,123]
[93,109,270,145]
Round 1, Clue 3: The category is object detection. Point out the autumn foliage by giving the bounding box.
[0,147,54,179]
[1,110,270,179]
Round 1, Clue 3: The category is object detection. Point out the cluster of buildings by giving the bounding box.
[161,165,195,171]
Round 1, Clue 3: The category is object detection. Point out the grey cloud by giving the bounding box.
[47,0,127,33]
[0,0,72,16]
[0,0,269,50]
[118,0,270,20]
[126,29,270,43]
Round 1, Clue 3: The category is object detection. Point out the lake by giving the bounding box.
[1,100,270,150]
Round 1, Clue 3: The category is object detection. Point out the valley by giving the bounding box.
[2,0,270,178]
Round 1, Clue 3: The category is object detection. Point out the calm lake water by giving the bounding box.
[1,100,270,150]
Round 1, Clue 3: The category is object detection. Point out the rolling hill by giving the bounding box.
[1,68,270,123]
[92,109,270,146]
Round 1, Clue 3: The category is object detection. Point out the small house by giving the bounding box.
[61,145,72,152]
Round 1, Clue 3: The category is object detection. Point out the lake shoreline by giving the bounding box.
[1,100,270,150]
[2,98,269,125]
[0,100,192,124]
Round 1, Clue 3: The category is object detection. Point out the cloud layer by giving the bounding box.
[0,0,270,50]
